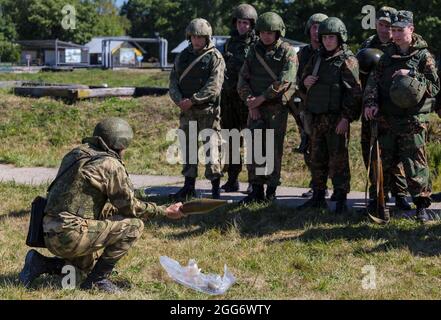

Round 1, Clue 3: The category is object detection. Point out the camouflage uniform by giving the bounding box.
[298,17,362,213]
[359,34,409,200]
[237,13,298,195]
[363,32,440,209]
[300,45,362,197]
[169,24,225,184]
[43,136,166,272]
[221,27,258,186]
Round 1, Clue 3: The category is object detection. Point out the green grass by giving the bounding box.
[1,182,441,299]
[0,69,169,87]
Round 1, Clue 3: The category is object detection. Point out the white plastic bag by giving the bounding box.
[159,256,236,295]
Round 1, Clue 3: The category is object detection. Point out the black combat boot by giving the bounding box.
[414,197,432,223]
[170,177,196,201]
[221,167,240,193]
[80,258,121,294]
[334,190,348,214]
[265,186,277,203]
[211,178,221,199]
[239,184,265,205]
[295,132,309,154]
[297,190,329,211]
[395,195,412,211]
[19,249,65,288]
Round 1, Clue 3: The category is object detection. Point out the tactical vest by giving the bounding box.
[306,51,347,114]
[379,49,431,116]
[45,144,122,220]
[177,48,214,99]
[248,41,287,98]
[224,32,255,90]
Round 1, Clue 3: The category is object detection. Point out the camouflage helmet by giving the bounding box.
[256,12,286,37]
[356,48,383,74]
[232,4,258,25]
[318,17,348,43]
[93,117,134,151]
[186,18,212,40]
[304,13,328,36]
[390,75,426,109]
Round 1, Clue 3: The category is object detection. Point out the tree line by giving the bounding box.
[1,0,441,62]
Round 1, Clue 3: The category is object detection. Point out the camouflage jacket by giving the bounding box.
[360,34,391,51]
[237,38,298,102]
[223,29,258,91]
[45,136,166,221]
[169,42,225,107]
[299,45,362,122]
[364,33,440,115]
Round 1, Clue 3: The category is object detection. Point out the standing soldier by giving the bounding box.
[297,17,362,214]
[293,13,329,198]
[364,11,440,222]
[237,12,298,204]
[19,118,185,293]
[220,4,258,193]
[358,6,411,211]
[169,18,226,200]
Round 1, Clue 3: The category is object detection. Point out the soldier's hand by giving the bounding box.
[247,96,265,109]
[179,99,193,112]
[364,106,378,120]
[249,108,261,120]
[165,202,185,219]
[392,69,410,78]
[304,75,319,89]
[335,118,349,135]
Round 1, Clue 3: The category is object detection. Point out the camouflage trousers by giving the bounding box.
[310,114,350,194]
[376,116,431,201]
[220,89,248,179]
[179,106,222,181]
[362,116,408,198]
[247,103,288,187]
[43,212,144,272]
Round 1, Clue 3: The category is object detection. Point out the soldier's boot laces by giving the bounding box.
[19,249,64,288]
[265,186,277,203]
[395,196,412,211]
[297,190,329,211]
[239,184,265,205]
[171,177,196,201]
[80,259,122,294]
[211,178,221,199]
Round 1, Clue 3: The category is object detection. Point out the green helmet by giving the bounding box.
[232,4,258,25]
[390,75,426,109]
[256,12,286,37]
[93,117,134,151]
[305,13,328,36]
[318,17,348,43]
[356,48,383,74]
[186,18,213,40]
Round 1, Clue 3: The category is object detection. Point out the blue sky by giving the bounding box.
[115,0,126,8]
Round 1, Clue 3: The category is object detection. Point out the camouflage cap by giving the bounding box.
[93,117,134,151]
[391,10,414,28]
[376,6,397,23]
